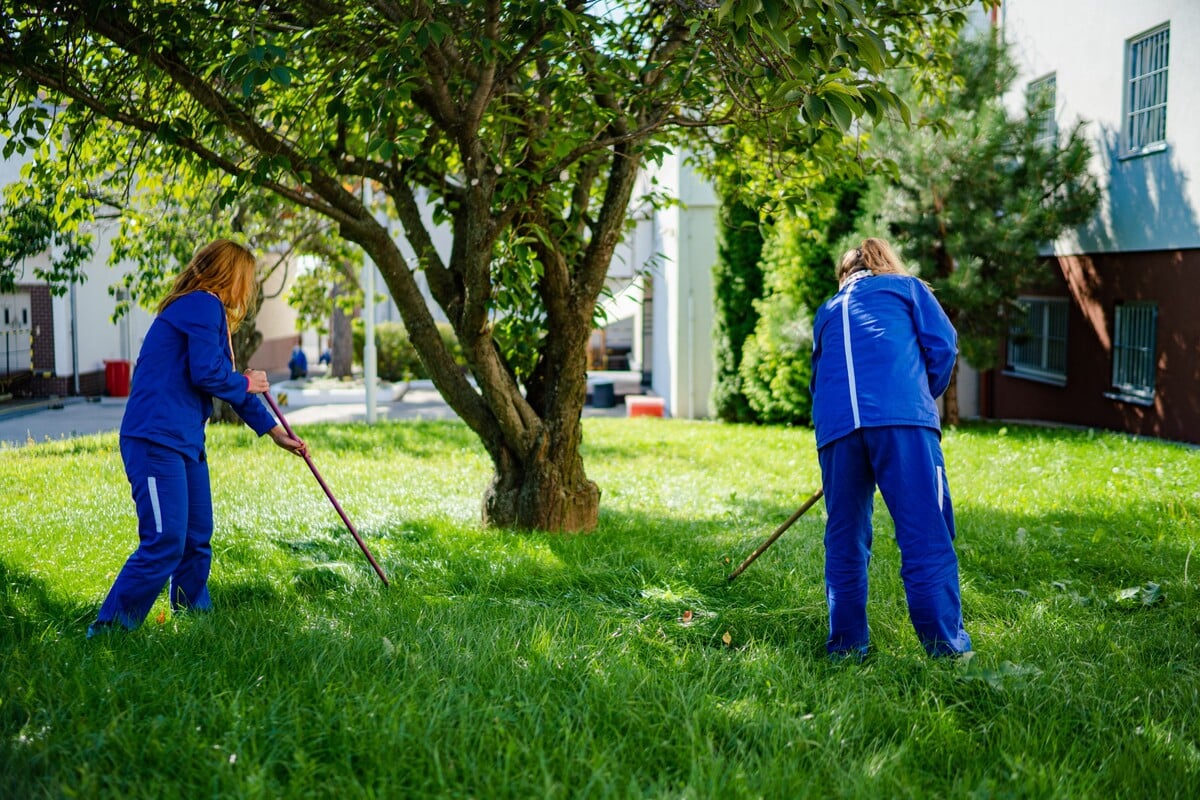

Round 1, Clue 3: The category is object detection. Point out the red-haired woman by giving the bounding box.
[90,239,307,636]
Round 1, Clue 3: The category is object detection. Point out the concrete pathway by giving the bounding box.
[0,378,636,449]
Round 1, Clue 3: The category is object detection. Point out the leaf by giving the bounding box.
[268,65,292,87]
[959,660,1043,690]
[823,93,855,132]
[721,631,732,646]
[802,95,824,125]
[1116,582,1164,606]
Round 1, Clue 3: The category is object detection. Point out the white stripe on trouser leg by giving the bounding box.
[936,465,944,511]
[147,476,163,533]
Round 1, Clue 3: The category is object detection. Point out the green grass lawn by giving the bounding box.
[1,419,1198,798]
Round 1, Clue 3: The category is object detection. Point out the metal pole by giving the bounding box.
[265,391,390,587]
[727,488,824,582]
[362,181,378,424]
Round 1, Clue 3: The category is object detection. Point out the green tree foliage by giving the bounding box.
[0,154,93,294]
[710,191,764,423]
[0,0,978,530]
[736,178,865,425]
[0,120,356,387]
[738,216,813,425]
[860,33,1100,421]
[352,320,465,383]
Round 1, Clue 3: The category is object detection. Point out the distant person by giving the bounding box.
[809,237,972,660]
[319,347,332,367]
[289,341,308,380]
[88,239,308,638]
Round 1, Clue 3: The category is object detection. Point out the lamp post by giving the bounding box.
[362,180,378,424]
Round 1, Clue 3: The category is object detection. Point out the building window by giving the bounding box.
[1007,297,1068,383]
[1027,74,1057,148]
[1125,24,1169,155]
[1110,302,1157,402]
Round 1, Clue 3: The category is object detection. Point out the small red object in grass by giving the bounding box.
[682,610,693,624]
[156,610,166,624]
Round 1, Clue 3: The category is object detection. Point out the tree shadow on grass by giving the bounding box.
[0,556,94,641]
[290,419,485,458]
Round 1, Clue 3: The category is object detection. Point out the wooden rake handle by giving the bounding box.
[264,391,390,587]
[727,488,824,582]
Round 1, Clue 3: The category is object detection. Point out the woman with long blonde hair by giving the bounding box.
[89,239,307,637]
[810,237,972,659]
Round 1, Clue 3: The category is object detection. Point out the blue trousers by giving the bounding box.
[95,437,214,629]
[818,426,972,657]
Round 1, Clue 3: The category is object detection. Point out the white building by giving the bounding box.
[0,155,153,401]
[987,0,1200,444]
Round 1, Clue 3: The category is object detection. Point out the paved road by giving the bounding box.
[0,380,628,449]
[0,384,456,449]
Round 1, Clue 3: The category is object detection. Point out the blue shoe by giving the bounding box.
[86,621,117,639]
[829,645,871,664]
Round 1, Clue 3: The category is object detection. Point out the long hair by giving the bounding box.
[837,237,910,285]
[158,239,258,331]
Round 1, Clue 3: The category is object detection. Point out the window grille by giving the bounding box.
[1008,298,1067,381]
[1126,25,1169,154]
[1027,74,1057,148]
[1111,302,1157,400]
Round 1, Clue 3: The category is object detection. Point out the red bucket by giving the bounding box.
[104,359,131,397]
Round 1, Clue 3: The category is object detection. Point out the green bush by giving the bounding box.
[711,196,765,423]
[352,320,465,381]
[738,217,816,425]
[740,292,814,425]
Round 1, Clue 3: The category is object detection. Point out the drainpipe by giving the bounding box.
[687,288,694,419]
[362,180,378,424]
[70,281,80,395]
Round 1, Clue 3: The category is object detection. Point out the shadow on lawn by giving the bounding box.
[0,557,92,640]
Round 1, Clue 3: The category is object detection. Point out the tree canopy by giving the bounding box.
[1,0,984,530]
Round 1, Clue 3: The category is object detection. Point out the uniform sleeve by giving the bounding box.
[910,280,957,398]
[174,295,277,435]
[230,393,279,436]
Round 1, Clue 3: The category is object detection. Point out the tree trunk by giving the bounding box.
[943,361,960,427]
[329,279,354,379]
[482,440,600,531]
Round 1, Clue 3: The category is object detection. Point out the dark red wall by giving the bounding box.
[989,248,1199,445]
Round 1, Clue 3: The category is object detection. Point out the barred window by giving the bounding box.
[1111,302,1157,401]
[1008,298,1068,382]
[1027,74,1057,148]
[1125,25,1169,155]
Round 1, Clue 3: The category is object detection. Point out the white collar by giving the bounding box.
[840,270,871,289]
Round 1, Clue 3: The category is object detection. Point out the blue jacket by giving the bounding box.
[810,274,956,449]
[120,291,278,460]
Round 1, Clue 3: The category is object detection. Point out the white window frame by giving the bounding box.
[1123,24,1170,157]
[1027,73,1058,148]
[1109,302,1157,404]
[1006,297,1068,384]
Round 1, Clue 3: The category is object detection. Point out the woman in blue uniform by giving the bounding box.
[810,237,972,659]
[89,239,308,636]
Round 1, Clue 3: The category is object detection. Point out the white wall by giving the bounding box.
[649,150,719,419]
[0,146,153,389]
[1002,0,1200,253]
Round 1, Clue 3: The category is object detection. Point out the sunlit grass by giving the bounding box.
[1,419,1197,798]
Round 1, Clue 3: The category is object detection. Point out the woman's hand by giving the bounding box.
[244,369,271,394]
[268,425,308,457]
